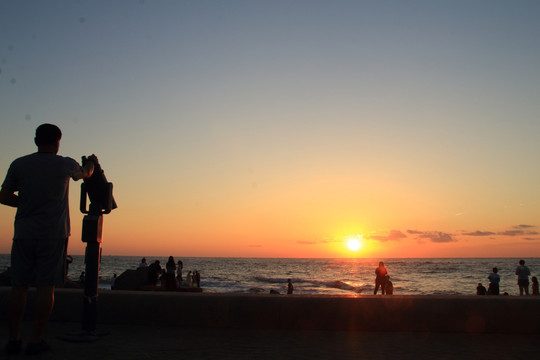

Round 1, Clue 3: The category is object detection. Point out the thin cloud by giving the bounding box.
[498,230,525,236]
[498,224,538,236]
[415,231,457,243]
[319,238,339,244]
[297,237,343,245]
[406,230,423,235]
[462,230,495,236]
[513,224,536,229]
[369,230,407,242]
[297,241,317,245]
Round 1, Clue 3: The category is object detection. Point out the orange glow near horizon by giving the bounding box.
[1,183,540,258]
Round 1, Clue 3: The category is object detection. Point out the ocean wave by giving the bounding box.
[254,276,287,284]
[254,276,359,293]
[248,287,266,294]
[322,280,356,291]
[1,255,532,296]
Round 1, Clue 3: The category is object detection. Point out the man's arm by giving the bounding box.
[0,187,18,207]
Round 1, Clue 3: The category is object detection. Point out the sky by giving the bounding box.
[1,0,539,258]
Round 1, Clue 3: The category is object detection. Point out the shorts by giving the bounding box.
[11,238,68,287]
[518,279,529,287]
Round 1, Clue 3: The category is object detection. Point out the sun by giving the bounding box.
[346,236,363,252]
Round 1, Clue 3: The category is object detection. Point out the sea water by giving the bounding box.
[0,255,538,296]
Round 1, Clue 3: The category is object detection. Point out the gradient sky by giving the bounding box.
[1,0,539,258]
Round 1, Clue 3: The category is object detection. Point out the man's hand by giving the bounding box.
[81,154,99,179]
[0,187,18,207]
[83,154,99,167]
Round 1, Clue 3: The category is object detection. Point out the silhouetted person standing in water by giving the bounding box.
[487,267,500,295]
[374,261,388,295]
[287,278,294,294]
[165,256,177,290]
[515,259,531,296]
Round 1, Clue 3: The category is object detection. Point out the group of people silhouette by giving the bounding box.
[376,259,538,297]
[373,261,393,295]
[477,259,538,296]
[138,256,200,290]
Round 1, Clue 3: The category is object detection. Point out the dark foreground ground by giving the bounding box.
[1,289,540,359]
[2,320,540,360]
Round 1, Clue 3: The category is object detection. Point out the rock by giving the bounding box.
[114,267,149,290]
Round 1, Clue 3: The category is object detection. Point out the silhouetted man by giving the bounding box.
[1,124,97,355]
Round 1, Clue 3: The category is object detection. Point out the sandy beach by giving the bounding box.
[2,288,540,359]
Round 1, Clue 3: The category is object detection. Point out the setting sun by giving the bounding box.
[346,236,363,252]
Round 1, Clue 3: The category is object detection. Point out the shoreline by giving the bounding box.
[1,288,539,334]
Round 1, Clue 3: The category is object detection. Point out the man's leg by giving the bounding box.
[8,285,29,341]
[30,285,55,344]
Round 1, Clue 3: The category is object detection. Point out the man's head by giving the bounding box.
[35,124,62,152]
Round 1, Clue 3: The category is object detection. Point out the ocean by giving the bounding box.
[1,255,538,296]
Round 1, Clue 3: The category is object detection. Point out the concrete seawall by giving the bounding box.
[1,288,539,334]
